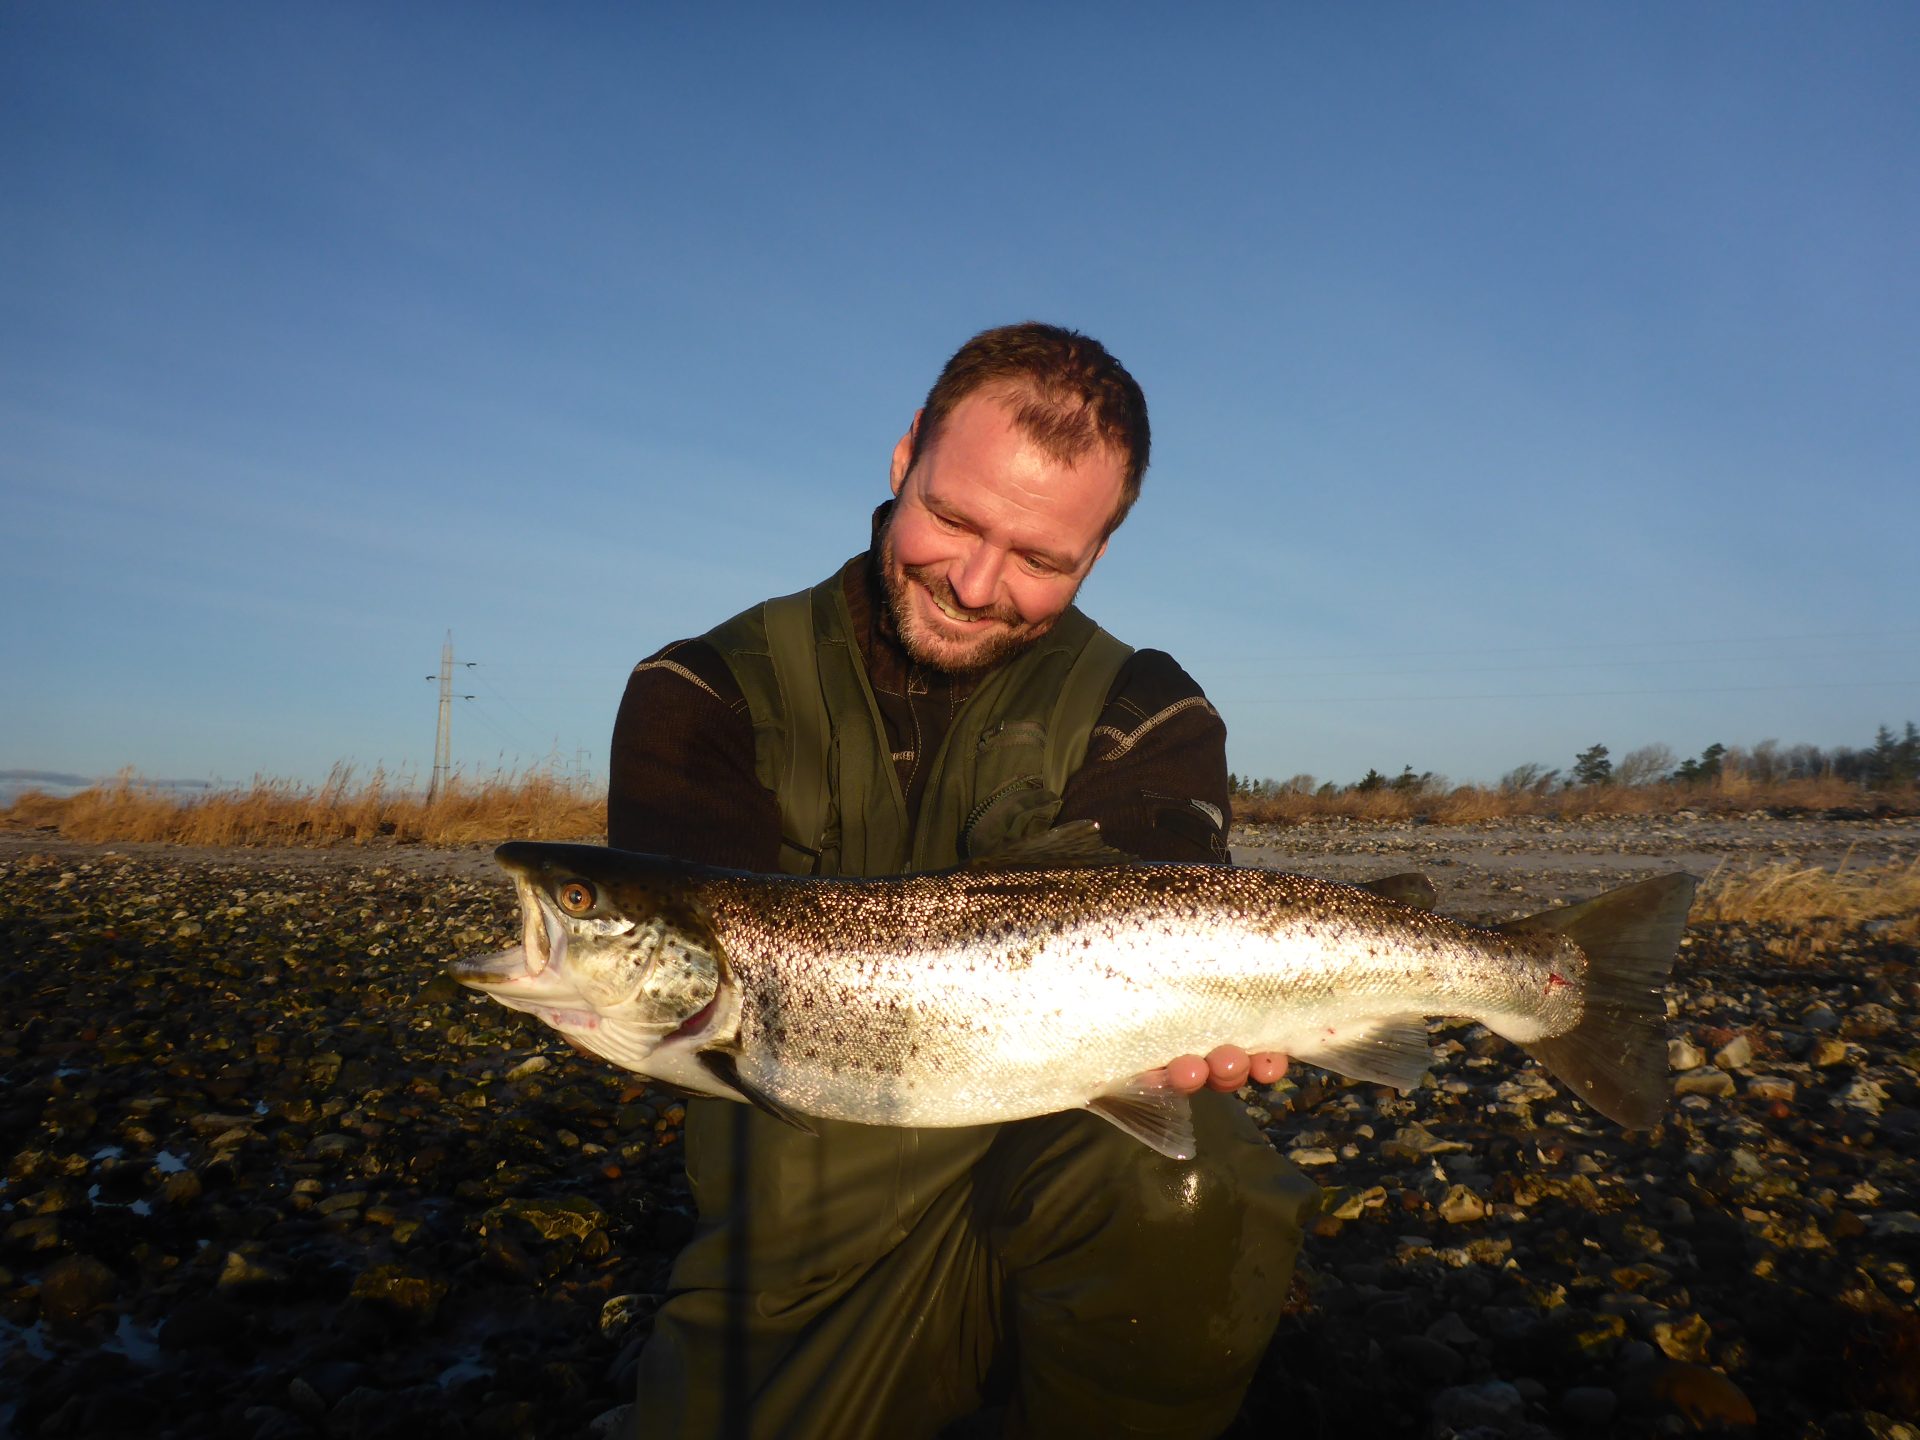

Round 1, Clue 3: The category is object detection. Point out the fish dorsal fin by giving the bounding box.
[1359,872,1438,911]
[1086,1070,1198,1159]
[972,819,1127,870]
[697,1051,819,1137]
[1292,1017,1432,1091]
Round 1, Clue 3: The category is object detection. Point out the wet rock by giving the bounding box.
[1668,1038,1705,1072]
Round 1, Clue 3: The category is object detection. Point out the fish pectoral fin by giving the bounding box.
[1293,1017,1431,1091]
[696,1051,819,1137]
[972,819,1128,870]
[1087,1072,1198,1160]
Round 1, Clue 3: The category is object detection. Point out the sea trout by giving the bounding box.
[452,824,1697,1157]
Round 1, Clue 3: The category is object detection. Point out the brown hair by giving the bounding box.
[909,322,1150,535]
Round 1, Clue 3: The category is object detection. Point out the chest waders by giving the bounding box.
[632,569,1318,1440]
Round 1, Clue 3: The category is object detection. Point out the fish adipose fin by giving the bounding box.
[1293,1017,1432,1090]
[1087,1071,1198,1160]
[697,1052,819,1137]
[1498,873,1699,1129]
[1358,873,1438,911]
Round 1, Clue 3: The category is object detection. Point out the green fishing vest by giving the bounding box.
[701,565,1132,877]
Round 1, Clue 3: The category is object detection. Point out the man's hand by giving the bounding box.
[1164,1045,1288,1095]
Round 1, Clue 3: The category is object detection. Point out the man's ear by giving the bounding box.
[889,410,923,496]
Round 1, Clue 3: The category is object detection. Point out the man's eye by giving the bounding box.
[1023,556,1059,577]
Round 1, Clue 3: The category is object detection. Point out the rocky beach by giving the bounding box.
[2,815,1915,1439]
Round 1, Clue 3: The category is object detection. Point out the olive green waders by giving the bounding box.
[631,577,1317,1439]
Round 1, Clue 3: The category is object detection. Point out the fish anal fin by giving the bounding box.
[697,1051,818,1136]
[1087,1070,1198,1159]
[974,820,1127,870]
[1293,1017,1431,1091]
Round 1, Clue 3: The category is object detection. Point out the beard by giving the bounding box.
[878,521,1067,676]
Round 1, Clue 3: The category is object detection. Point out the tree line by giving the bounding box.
[1231,720,1920,800]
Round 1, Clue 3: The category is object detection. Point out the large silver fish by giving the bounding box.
[451,825,1697,1157]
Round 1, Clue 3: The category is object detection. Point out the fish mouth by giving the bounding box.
[450,877,583,1023]
[451,943,606,1034]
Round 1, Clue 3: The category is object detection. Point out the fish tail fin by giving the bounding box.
[1497,873,1699,1128]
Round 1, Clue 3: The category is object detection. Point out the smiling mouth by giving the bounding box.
[920,578,1010,628]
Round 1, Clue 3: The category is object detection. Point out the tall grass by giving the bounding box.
[1696,858,1920,944]
[3,765,605,847]
[1232,773,1914,827]
[6,764,1913,851]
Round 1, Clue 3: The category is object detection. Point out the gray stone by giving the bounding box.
[1836,1077,1888,1116]
[1866,1211,1920,1241]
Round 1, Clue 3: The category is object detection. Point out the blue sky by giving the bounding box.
[4,4,1915,795]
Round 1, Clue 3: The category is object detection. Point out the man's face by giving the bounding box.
[880,390,1125,675]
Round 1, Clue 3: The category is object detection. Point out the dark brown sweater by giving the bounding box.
[609,534,1232,871]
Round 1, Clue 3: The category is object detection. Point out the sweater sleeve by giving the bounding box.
[1054,649,1233,864]
[606,639,783,872]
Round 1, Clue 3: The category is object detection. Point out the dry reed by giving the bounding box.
[2,765,605,848]
[1232,774,1913,827]
[1695,858,1920,944]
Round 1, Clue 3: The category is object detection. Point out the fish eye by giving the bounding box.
[557,880,596,915]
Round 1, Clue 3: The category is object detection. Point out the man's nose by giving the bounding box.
[949,542,1004,611]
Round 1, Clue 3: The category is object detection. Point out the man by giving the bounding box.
[608,323,1315,1439]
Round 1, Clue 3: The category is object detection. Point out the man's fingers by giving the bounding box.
[1205,1044,1250,1091]
[1249,1052,1288,1085]
[1165,1054,1209,1094]
[1159,1048,1291,1096]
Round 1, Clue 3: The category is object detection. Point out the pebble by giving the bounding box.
[1673,1067,1736,1098]
[1667,1038,1705,1071]
[1712,1034,1753,1070]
